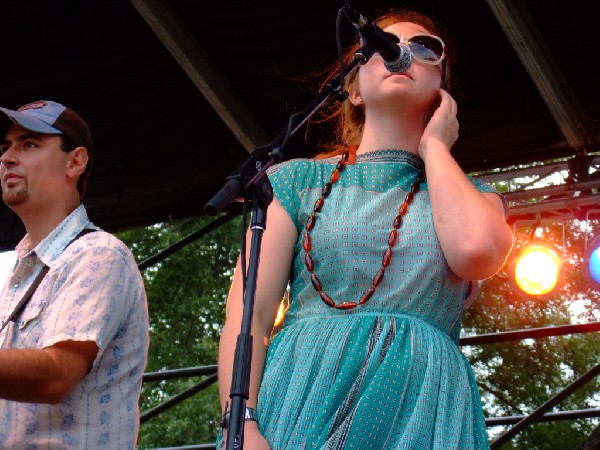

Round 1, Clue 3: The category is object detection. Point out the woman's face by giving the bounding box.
[350,22,443,114]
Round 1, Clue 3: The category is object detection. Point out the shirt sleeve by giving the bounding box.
[268,158,316,231]
[469,176,508,215]
[33,232,146,357]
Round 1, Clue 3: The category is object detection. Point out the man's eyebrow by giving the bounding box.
[1,133,46,148]
[14,133,44,142]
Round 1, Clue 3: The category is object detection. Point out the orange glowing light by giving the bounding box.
[513,243,561,296]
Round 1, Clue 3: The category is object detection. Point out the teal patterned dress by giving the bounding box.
[251,150,494,449]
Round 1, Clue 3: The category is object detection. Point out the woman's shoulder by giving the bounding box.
[267,156,340,183]
[267,156,336,175]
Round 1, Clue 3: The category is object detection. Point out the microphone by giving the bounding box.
[343,5,412,74]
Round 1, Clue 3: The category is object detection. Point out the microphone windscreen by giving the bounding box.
[384,44,412,74]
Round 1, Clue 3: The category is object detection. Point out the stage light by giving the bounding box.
[583,234,600,289]
[512,241,562,297]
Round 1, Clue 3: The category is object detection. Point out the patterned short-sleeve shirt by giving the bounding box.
[0,204,149,449]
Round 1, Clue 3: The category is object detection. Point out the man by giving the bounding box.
[0,100,149,449]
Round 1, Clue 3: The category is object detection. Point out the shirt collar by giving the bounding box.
[15,205,93,266]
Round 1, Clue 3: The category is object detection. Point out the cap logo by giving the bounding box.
[17,100,48,112]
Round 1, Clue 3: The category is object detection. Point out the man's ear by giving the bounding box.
[66,147,89,178]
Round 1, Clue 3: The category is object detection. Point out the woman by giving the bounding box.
[217,8,512,449]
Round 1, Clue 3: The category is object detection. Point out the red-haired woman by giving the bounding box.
[217,8,512,450]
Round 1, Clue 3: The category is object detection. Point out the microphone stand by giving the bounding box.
[206,45,373,450]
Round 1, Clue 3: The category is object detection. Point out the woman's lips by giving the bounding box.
[387,72,413,80]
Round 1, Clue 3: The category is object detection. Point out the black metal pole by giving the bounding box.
[225,188,269,450]
[490,362,600,448]
[208,41,375,450]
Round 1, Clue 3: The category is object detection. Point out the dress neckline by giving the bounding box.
[354,149,424,171]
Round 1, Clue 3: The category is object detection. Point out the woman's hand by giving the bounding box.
[419,89,459,158]
[221,421,271,450]
[244,423,271,450]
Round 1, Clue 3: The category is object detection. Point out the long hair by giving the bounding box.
[308,9,454,159]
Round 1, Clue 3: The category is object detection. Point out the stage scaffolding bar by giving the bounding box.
[460,321,600,346]
[137,209,240,272]
[143,365,217,382]
[486,408,600,426]
[490,362,600,448]
[140,373,218,424]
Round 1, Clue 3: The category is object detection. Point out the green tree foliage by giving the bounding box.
[463,220,600,449]
[118,214,242,449]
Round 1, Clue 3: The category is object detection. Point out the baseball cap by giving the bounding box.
[0,100,94,197]
[0,100,93,152]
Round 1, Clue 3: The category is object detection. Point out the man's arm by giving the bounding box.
[0,340,98,404]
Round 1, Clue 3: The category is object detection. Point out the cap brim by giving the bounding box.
[0,107,63,135]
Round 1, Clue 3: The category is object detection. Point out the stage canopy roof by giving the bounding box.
[1,0,599,250]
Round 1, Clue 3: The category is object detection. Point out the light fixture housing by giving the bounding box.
[510,241,562,298]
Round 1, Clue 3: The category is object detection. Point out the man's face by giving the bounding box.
[0,123,68,211]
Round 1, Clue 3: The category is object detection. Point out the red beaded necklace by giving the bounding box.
[302,149,425,310]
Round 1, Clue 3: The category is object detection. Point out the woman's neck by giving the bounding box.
[356,108,425,156]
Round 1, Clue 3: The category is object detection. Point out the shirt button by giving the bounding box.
[13,284,19,288]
